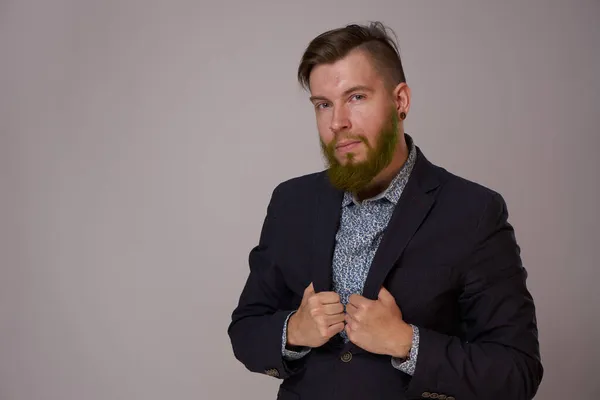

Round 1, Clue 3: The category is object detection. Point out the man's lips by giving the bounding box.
[335,140,362,150]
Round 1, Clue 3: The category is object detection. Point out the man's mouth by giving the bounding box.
[335,140,362,150]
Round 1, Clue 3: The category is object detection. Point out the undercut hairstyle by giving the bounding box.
[297,21,406,90]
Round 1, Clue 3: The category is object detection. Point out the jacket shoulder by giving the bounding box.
[435,164,504,203]
[430,164,510,229]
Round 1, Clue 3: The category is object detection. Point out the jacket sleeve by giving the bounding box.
[405,192,544,400]
[227,185,307,380]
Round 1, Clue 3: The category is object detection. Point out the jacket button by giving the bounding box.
[340,351,352,362]
[265,368,279,377]
[430,394,439,399]
[438,396,447,400]
[421,392,431,398]
[447,397,455,400]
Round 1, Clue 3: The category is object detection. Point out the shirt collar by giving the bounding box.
[342,137,417,207]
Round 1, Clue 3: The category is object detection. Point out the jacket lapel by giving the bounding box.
[361,149,441,301]
[311,173,344,293]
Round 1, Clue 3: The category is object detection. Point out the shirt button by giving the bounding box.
[340,351,352,362]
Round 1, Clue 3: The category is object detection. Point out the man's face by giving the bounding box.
[308,49,400,193]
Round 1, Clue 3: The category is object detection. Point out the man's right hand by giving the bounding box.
[287,282,345,348]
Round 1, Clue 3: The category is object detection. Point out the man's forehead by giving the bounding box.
[309,52,379,96]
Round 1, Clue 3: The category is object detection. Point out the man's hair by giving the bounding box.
[297,21,406,90]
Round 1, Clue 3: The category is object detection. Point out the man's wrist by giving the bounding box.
[286,312,302,347]
[389,322,413,359]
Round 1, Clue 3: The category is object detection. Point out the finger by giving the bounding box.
[323,302,344,315]
[304,282,315,295]
[378,286,395,303]
[325,313,346,326]
[345,306,362,323]
[348,293,368,309]
[344,325,356,342]
[345,302,359,316]
[344,314,355,331]
[327,322,345,336]
[318,291,341,305]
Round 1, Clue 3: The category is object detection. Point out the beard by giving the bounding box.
[319,109,399,194]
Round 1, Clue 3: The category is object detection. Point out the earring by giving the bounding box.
[400,112,406,120]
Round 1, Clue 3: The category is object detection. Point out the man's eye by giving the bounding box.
[316,103,330,109]
[351,94,365,101]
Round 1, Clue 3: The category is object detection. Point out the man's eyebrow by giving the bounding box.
[309,85,374,102]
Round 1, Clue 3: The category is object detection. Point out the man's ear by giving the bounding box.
[392,82,411,116]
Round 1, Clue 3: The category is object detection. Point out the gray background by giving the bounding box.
[1,0,599,399]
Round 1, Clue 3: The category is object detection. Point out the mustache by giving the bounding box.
[335,132,363,141]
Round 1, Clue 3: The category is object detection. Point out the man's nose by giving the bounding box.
[330,106,351,134]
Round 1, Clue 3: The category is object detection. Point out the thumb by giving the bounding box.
[305,282,315,295]
[378,286,395,304]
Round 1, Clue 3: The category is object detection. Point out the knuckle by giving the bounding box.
[318,326,328,338]
[315,315,326,327]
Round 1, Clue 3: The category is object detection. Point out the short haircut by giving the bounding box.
[297,21,406,90]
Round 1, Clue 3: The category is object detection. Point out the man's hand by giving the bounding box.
[287,282,345,348]
[345,286,413,358]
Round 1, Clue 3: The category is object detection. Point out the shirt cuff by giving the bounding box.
[391,324,419,375]
[281,310,311,360]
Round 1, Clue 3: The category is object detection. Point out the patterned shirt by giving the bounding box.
[281,140,420,376]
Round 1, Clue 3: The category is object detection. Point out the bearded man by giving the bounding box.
[228,21,543,400]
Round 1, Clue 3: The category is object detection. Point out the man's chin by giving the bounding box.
[335,155,366,166]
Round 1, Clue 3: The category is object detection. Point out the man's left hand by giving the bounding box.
[345,287,413,358]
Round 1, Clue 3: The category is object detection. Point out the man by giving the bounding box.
[228,22,543,400]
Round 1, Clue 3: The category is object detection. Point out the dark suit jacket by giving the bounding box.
[228,144,543,400]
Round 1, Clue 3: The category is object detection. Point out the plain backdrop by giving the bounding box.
[1,0,599,399]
